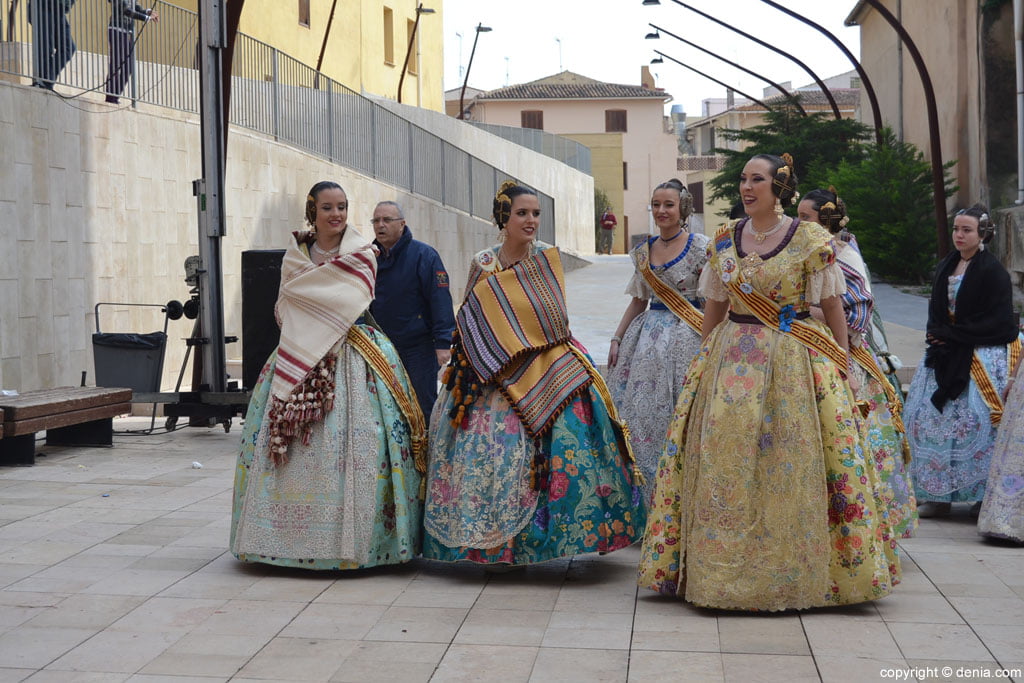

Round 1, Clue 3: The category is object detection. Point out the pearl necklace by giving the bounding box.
[311,241,340,257]
[498,243,532,268]
[749,216,787,243]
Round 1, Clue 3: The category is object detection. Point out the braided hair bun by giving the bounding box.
[752,153,799,207]
[492,180,537,230]
[803,187,849,234]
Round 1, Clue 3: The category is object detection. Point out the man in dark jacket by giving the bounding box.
[369,201,455,419]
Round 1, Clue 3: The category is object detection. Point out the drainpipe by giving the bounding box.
[1016,0,1024,204]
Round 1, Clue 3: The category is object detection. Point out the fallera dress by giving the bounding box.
[637,219,901,611]
[978,362,1024,542]
[231,233,423,570]
[606,232,709,503]
[835,239,917,538]
[422,241,646,565]
[905,275,1022,505]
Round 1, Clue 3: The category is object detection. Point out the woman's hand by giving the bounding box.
[607,340,620,368]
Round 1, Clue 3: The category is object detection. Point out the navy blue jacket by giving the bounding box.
[370,226,455,351]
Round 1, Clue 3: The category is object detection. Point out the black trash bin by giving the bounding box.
[92,331,168,393]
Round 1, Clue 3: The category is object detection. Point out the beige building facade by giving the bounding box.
[466,70,677,253]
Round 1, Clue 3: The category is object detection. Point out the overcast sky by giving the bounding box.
[442,0,863,117]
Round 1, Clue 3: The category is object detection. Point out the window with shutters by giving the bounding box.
[605,109,627,132]
[521,110,544,130]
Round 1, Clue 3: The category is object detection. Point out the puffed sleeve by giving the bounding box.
[698,246,729,302]
[804,235,846,304]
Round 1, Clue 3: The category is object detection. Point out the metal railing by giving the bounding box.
[1,0,558,244]
[677,155,727,171]
[471,121,591,174]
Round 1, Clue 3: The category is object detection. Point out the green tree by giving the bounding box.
[708,104,873,212]
[830,128,957,284]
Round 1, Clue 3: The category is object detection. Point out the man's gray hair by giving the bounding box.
[375,200,404,219]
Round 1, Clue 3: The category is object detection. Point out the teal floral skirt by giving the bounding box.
[423,382,646,565]
[231,324,422,570]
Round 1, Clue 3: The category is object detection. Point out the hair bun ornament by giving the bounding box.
[771,152,798,201]
[493,180,518,230]
[305,194,317,226]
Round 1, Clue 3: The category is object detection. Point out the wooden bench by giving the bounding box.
[0,387,132,466]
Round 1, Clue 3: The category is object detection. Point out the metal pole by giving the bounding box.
[668,0,843,120]
[459,24,488,120]
[194,0,228,394]
[653,50,773,112]
[649,24,806,116]
[757,0,883,145]
[314,0,338,89]
[397,3,424,103]
[862,0,951,257]
[1015,0,1024,204]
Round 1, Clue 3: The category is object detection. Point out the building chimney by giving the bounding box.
[726,88,735,109]
[641,65,656,89]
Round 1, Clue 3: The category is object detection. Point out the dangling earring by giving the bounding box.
[498,228,507,243]
[773,198,783,218]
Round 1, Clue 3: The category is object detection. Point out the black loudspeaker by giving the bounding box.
[241,249,286,390]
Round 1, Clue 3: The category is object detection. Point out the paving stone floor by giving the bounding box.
[0,256,1020,682]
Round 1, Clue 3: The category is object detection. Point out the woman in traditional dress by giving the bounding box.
[905,204,1021,518]
[979,351,1024,542]
[231,181,426,569]
[799,188,917,538]
[606,179,709,503]
[638,153,901,611]
[422,181,646,566]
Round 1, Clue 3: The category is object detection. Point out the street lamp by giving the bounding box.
[458,23,492,120]
[653,49,772,112]
[647,22,806,116]
[397,3,435,104]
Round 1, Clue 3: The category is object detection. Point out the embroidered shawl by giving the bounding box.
[456,247,591,438]
[271,228,377,401]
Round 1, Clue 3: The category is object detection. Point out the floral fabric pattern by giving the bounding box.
[606,233,710,503]
[423,244,645,565]
[979,360,1024,542]
[231,324,422,569]
[637,221,901,611]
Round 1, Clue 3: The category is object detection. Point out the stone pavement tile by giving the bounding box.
[126,676,226,683]
[905,661,1008,681]
[156,568,261,600]
[887,623,995,661]
[7,564,115,594]
[107,596,226,634]
[947,596,1024,626]
[800,614,902,659]
[900,537,992,556]
[234,572,335,603]
[552,584,637,614]
[472,580,562,611]
[627,651,724,682]
[25,672,129,682]
[364,606,469,643]
[453,608,552,647]
[630,607,719,653]
[328,641,446,683]
[313,569,416,606]
[392,582,484,609]
[137,633,265,678]
[529,647,628,683]
[0,626,98,669]
[431,644,539,683]
[813,656,913,683]
[233,636,359,681]
[0,539,94,566]
[875,593,965,624]
[720,654,819,683]
[189,599,307,639]
[279,603,388,640]
[717,614,810,655]
[0,563,47,589]
[79,568,195,597]
[905,551,1005,585]
[24,594,145,630]
[969,624,1024,663]
[78,543,162,558]
[0,591,67,631]
[541,611,633,650]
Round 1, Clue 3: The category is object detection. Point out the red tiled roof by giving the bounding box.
[478,71,668,101]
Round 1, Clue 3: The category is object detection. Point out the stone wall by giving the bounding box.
[0,81,594,392]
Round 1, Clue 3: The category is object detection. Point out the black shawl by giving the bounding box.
[924,247,1018,410]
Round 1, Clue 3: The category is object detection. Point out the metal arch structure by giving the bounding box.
[664,0,843,121]
[653,49,774,113]
[757,0,884,146]
[649,23,807,116]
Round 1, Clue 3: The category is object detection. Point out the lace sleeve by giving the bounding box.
[698,262,729,301]
[806,262,846,304]
[625,270,652,299]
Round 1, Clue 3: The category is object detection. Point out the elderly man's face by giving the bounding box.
[372,204,405,250]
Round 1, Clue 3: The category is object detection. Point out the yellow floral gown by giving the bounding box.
[637,219,901,611]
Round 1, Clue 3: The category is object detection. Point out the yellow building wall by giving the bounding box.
[564,133,625,252]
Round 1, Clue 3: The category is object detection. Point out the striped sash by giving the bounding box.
[970,338,1022,426]
[713,226,848,372]
[635,243,703,334]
